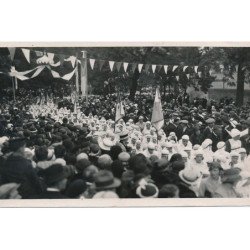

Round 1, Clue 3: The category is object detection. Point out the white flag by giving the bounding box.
[186,73,190,79]
[176,75,179,81]
[194,66,198,73]
[109,61,115,71]
[138,64,143,73]
[89,59,95,70]
[183,66,188,72]
[21,49,30,63]
[152,65,156,73]
[164,65,168,74]
[123,62,129,72]
[173,65,178,72]
[198,72,202,77]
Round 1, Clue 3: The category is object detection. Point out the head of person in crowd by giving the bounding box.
[109,145,123,161]
[35,145,48,162]
[217,141,226,151]
[230,151,240,165]
[8,137,26,155]
[135,178,159,198]
[83,165,99,183]
[98,154,113,170]
[209,162,223,181]
[181,135,189,146]
[206,118,215,128]
[194,150,204,164]
[158,184,179,198]
[161,149,169,160]
[221,168,242,185]
[239,148,247,161]
[118,152,130,168]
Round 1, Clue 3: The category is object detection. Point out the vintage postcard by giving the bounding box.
[0,42,250,207]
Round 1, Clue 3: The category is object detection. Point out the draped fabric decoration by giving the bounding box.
[8,66,38,81]
[99,60,105,71]
[123,62,129,72]
[51,70,61,78]
[109,61,115,71]
[8,48,16,61]
[62,67,76,81]
[152,64,156,73]
[131,63,137,73]
[31,65,46,78]
[35,51,43,57]
[89,59,95,70]
[164,65,168,74]
[21,49,30,63]
[151,87,164,131]
[138,63,143,73]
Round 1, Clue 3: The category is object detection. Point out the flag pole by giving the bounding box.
[12,76,16,103]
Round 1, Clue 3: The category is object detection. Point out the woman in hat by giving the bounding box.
[189,150,209,177]
[198,162,223,197]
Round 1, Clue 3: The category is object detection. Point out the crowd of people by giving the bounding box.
[0,87,250,199]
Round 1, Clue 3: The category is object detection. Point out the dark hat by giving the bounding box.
[41,164,69,186]
[208,162,223,172]
[66,179,87,198]
[91,170,121,191]
[9,137,26,151]
[154,159,168,172]
[222,168,241,184]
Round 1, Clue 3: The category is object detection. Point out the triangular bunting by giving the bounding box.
[194,66,198,73]
[172,65,178,72]
[99,60,105,71]
[144,64,150,73]
[65,56,76,68]
[176,75,179,81]
[116,62,122,72]
[89,59,95,70]
[183,66,188,72]
[157,65,163,73]
[109,61,115,71]
[8,48,16,61]
[123,62,129,72]
[198,71,202,78]
[186,73,190,79]
[138,63,143,73]
[58,54,65,65]
[131,63,137,73]
[164,65,168,74]
[62,68,76,81]
[21,49,30,63]
[152,65,156,73]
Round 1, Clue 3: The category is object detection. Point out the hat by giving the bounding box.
[202,139,212,149]
[8,137,26,151]
[180,151,188,158]
[222,168,241,184]
[93,191,119,199]
[206,118,215,124]
[98,154,113,169]
[0,183,20,199]
[182,135,189,140]
[231,129,241,138]
[180,120,188,124]
[169,132,176,137]
[66,179,87,198]
[217,141,225,149]
[54,158,66,166]
[89,144,101,157]
[98,137,117,151]
[118,152,130,162]
[154,158,168,172]
[91,170,121,191]
[193,144,201,150]
[76,153,89,162]
[41,164,69,186]
[161,149,169,155]
[179,168,202,186]
[139,116,144,120]
[194,149,203,157]
[208,162,223,172]
[239,148,246,154]
[230,151,239,157]
[136,179,159,198]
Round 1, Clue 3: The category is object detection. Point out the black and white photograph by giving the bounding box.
[0,45,250,205]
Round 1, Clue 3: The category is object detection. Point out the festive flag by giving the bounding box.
[50,61,61,67]
[99,60,105,71]
[209,69,213,75]
[152,65,156,73]
[138,63,143,73]
[144,64,150,73]
[172,65,178,72]
[35,51,43,57]
[183,66,188,72]
[51,70,60,78]
[157,65,163,72]
[131,63,137,73]
[198,71,202,78]
[115,93,125,122]
[151,87,164,131]
[31,66,45,78]
[8,48,16,61]
[65,56,76,68]
[62,67,76,81]
[123,62,129,72]
[176,75,179,81]
[194,66,198,73]
[186,73,190,79]
[164,65,168,74]
[21,49,30,63]
[109,61,115,71]
[81,51,88,97]
[89,59,95,70]
[116,62,122,72]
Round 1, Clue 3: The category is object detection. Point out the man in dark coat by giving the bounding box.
[1,138,43,198]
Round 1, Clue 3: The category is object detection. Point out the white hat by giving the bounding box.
[54,158,66,166]
[182,135,189,140]
[161,149,169,155]
[76,153,89,162]
[193,144,201,150]
[165,142,173,148]
[231,129,241,138]
[217,141,225,149]
[169,132,176,136]
[239,148,246,154]
[93,191,119,199]
[179,168,202,186]
[230,151,239,157]
[194,149,204,157]
[180,151,188,158]
[202,139,212,149]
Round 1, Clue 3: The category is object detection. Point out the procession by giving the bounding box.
[1,46,250,199]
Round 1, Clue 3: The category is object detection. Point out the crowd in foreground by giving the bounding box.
[0,89,250,199]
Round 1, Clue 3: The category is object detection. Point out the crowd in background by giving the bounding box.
[0,87,250,199]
